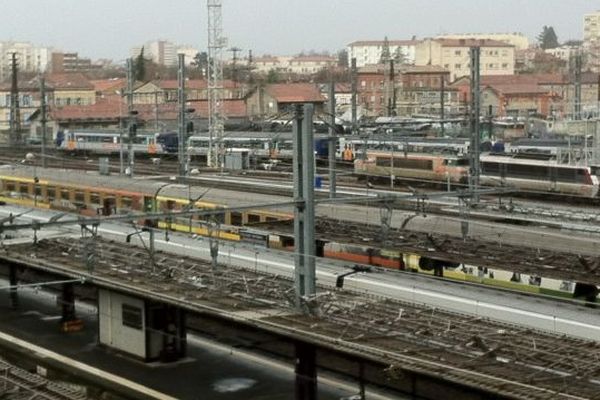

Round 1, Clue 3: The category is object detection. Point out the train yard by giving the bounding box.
[3,236,600,400]
[2,133,600,399]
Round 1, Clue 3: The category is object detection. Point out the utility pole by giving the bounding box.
[351,57,358,135]
[154,91,159,131]
[126,58,135,178]
[389,59,396,116]
[440,73,445,136]
[228,46,242,88]
[178,54,187,177]
[9,53,21,147]
[574,51,582,120]
[40,76,48,168]
[207,0,226,168]
[328,78,336,198]
[469,47,481,204]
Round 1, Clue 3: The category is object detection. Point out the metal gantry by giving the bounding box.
[207,0,226,168]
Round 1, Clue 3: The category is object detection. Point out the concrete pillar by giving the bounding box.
[8,265,18,309]
[294,341,317,400]
[60,282,82,332]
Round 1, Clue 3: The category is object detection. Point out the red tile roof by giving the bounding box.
[46,73,94,90]
[50,95,122,121]
[485,83,551,96]
[265,83,326,103]
[90,78,127,94]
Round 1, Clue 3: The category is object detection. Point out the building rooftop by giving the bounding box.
[435,38,514,48]
[348,40,420,47]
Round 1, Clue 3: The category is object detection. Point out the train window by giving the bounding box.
[60,189,70,201]
[230,211,242,225]
[34,185,42,196]
[19,183,29,195]
[247,213,261,224]
[5,182,15,192]
[266,216,278,222]
[90,192,100,205]
[121,197,132,209]
[393,158,433,170]
[47,186,56,201]
[74,191,85,205]
[375,157,391,167]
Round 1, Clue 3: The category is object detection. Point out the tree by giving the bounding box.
[380,36,391,64]
[266,69,280,83]
[393,47,407,65]
[192,52,209,78]
[537,26,559,50]
[134,47,147,81]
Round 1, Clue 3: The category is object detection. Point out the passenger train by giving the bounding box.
[356,150,600,198]
[0,169,595,302]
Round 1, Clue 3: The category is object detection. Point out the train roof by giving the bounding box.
[365,150,467,159]
[0,166,294,212]
[481,155,592,169]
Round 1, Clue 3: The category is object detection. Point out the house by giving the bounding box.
[245,83,326,117]
[132,79,244,105]
[481,84,561,118]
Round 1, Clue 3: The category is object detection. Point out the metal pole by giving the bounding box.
[574,51,582,120]
[293,105,305,306]
[469,47,481,204]
[119,94,124,175]
[126,58,134,178]
[351,57,358,135]
[440,73,445,136]
[40,76,47,168]
[178,54,187,177]
[301,103,316,299]
[328,79,336,198]
[155,91,159,131]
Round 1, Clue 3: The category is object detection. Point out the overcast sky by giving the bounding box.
[0,0,596,60]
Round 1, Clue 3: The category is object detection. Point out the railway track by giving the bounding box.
[9,236,600,400]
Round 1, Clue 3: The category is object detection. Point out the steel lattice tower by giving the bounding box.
[207,0,225,168]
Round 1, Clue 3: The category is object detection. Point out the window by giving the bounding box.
[5,182,15,192]
[454,64,461,69]
[454,50,461,56]
[90,192,100,205]
[247,213,261,224]
[121,196,132,209]
[74,191,85,205]
[47,186,56,201]
[60,189,70,201]
[122,304,143,330]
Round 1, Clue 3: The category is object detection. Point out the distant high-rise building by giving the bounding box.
[583,11,600,72]
[130,40,185,67]
[0,41,52,81]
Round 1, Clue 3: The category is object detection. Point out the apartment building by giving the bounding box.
[415,38,515,81]
[347,40,418,67]
[584,11,600,72]
[0,41,52,81]
[250,55,336,75]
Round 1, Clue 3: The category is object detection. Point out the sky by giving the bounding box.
[0,0,596,60]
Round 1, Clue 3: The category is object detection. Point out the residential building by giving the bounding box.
[357,64,461,117]
[286,55,337,74]
[436,33,529,51]
[251,56,284,74]
[249,55,336,75]
[50,52,100,73]
[0,41,52,81]
[132,79,244,105]
[415,38,515,80]
[545,45,580,62]
[347,40,418,67]
[583,11,600,72]
[245,83,326,117]
[0,73,95,138]
[481,84,561,118]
